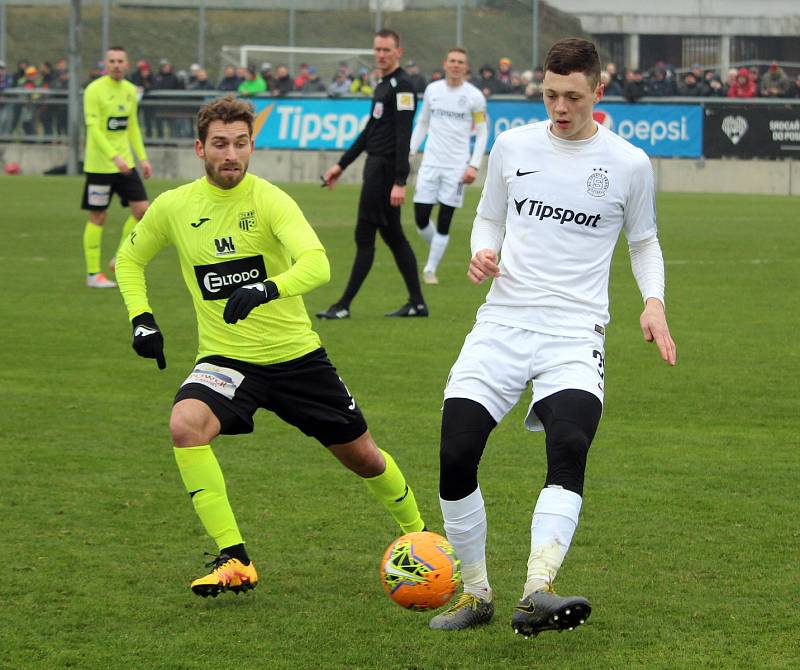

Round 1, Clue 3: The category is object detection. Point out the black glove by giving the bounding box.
[131,312,166,370]
[223,280,279,325]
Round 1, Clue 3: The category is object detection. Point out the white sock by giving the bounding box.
[425,231,450,274]
[440,487,491,599]
[416,221,435,243]
[523,486,582,597]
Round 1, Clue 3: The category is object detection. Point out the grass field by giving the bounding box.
[1,175,798,670]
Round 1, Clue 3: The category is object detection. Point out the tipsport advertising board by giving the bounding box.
[251,98,702,158]
[252,99,372,150]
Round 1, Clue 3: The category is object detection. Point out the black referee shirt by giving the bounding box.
[338,67,416,186]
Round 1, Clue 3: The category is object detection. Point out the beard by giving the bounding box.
[205,159,248,189]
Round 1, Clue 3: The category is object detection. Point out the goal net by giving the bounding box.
[220,45,375,84]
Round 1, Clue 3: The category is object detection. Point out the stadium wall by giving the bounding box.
[2,143,799,196]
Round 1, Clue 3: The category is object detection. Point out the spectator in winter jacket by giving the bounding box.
[760,62,790,98]
[188,69,215,91]
[601,70,623,97]
[301,66,326,93]
[677,72,705,96]
[272,65,294,97]
[217,66,241,92]
[647,68,675,96]
[623,69,647,102]
[327,70,353,97]
[237,67,267,96]
[703,70,726,97]
[792,74,800,99]
[727,67,757,98]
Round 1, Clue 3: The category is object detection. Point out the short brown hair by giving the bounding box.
[375,29,400,47]
[544,38,601,88]
[196,94,255,143]
[446,47,468,58]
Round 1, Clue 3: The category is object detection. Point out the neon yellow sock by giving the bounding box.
[83,221,103,274]
[363,449,424,534]
[173,445,243,551]
[117,215,137,253]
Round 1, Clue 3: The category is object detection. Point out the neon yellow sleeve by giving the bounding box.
[127,98,148,162]
[272,247,330,298]
[263,188,330,298]
[116,198,170,320]
[84,84,118,161]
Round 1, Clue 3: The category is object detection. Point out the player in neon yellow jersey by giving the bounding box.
[116,95,425,598]
[81,46,152,288]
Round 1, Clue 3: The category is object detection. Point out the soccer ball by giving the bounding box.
[380,531,461,610]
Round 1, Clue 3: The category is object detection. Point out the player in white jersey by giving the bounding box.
[410,48,487,284]
[429,38,677,636]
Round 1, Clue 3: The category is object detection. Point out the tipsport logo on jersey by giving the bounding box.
[486,102,703,158]
[251,99,372,150]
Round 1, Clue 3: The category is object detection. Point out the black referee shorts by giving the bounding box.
[357,154,400,228]
[81,169,148,210]
[174,348,369,447]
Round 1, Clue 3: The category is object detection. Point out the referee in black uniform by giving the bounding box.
[317,29,428,320]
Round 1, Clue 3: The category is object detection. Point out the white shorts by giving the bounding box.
[413,164,466,209]
[443,321,605,431]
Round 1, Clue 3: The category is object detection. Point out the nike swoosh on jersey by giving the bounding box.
[134,325,158,337]
[190,217,211,228]
[516,169,541,176]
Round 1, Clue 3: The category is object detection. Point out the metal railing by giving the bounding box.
[0,88,375,145]
[1,87,798,147]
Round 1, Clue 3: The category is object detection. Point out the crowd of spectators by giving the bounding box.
[462,56,799,101]
[0,58,71,136]
[1,54,799,139]
[606,60,797,102]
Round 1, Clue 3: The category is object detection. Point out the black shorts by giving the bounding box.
[173,348,368,447]
[81,170,148,210]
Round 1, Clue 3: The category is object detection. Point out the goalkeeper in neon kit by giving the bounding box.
[116,95,425,597]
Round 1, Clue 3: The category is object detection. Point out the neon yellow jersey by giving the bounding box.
[83,75,147,173]
[116,173,330,365]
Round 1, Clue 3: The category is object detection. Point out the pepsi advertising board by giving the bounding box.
[251,98,703,158]
[703,103,800,158]
[485,102,703,158]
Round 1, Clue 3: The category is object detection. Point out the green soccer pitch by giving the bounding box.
[1,175,797,670]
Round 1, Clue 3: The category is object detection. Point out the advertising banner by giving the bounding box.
[252,99,371,150]
[252,98,703,158]
[703,103,800,158]
[485,102,703,158]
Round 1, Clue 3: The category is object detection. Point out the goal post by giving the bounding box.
[220,45,375,83]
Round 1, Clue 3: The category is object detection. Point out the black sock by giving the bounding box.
[222,543,250,564]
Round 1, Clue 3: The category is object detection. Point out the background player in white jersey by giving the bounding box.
[409,48,487,285]
[429,38,677,636]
